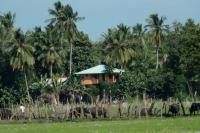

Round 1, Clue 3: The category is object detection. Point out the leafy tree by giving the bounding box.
[0,86,15,107]
[101,24,135,68]
[26,27,49,77]
[37,26,64,78]
[164,19,200,98]
[6,29,35,102]
[132,23,147,52]
[72,32,96,73]
[29,75,48,101]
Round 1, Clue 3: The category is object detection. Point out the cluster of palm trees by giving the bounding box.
[0,1,171,103]
[101,14,168,70]
[0,2,84,103]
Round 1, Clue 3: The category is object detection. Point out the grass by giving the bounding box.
[0,117,200,133]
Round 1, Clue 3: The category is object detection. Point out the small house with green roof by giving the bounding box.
[75,64,124,85]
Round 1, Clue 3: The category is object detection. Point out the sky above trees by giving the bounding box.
[1,0,200,41]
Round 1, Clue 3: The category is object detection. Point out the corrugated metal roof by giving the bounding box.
[75,65,124,75]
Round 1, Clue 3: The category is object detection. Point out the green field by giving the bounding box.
[0,117,200,133]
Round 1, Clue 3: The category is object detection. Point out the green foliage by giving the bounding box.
[47,1,84,75]
[116,72,145,98]
[114,70,165,99]
[37,26,64,77]
[29,75,48,100]
[101,23,135,68]
[62,75,83,93]
[70,32,96,73]
[6,29,35,70]
[0,86,15,107]
[145,14,168,69]
[0,6,200,104]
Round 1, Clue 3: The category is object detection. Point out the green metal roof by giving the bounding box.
[75,65,125,75]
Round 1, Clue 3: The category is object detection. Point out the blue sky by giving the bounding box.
[1,0,200,41]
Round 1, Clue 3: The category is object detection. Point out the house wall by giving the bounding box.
[80,74,117,85]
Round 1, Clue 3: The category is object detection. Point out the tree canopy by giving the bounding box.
[0,1,199,106]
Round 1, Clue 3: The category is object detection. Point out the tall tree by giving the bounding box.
[102,24,135,68]
[38,26,64,78]
[145,14,168,70]
[26,27,47,77]
[6,29,35,102]
[47,1,84,75]
[133,24,147,51]
[72,32,96,72]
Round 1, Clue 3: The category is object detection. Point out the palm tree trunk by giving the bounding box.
[69,43,73,75]
[156,46,159,70]
[23,68,31,103]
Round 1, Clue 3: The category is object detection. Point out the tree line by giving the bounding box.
[0,1,199,106]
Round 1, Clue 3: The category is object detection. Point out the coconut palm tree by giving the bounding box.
[145,14,168,69]
[102,24,135,68]
[6,29,35,102]
[38,26,63,78]
[133,23,148,57]
[133,24,146,46]
[47,1,84,75]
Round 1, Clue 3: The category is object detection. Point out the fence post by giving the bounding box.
[136,94,140,119]
[45,104,49,120]
[95,95,100,118]
[160,99,163,119]
[143,93,148,118]
[108,101,112,119]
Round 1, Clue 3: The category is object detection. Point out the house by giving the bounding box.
[75,65,124,85]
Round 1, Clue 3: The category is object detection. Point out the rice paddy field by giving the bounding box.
[0,117,200,133]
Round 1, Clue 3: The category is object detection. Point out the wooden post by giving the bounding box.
[160,99,163,119]
[143,93,148,118]
[95,95,100,118]
[109,90,112,119]
[28,104,32,121]
[118,99,122,118]
[136,94,140,118]
[71,93,75,120]
[45,104,49,120]
[10,104,14,121]
[80,103,84,119]
[102,89,105,110]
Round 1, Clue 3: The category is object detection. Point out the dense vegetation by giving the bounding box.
[0,1,199,107]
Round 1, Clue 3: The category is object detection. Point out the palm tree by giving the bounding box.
[145,14,168,69]
[38,26,63,78]
[102,24,135,68]
[47,1,84,75]
[6,29,35,102]
[133,24,148,57]
[133,24,146,45]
